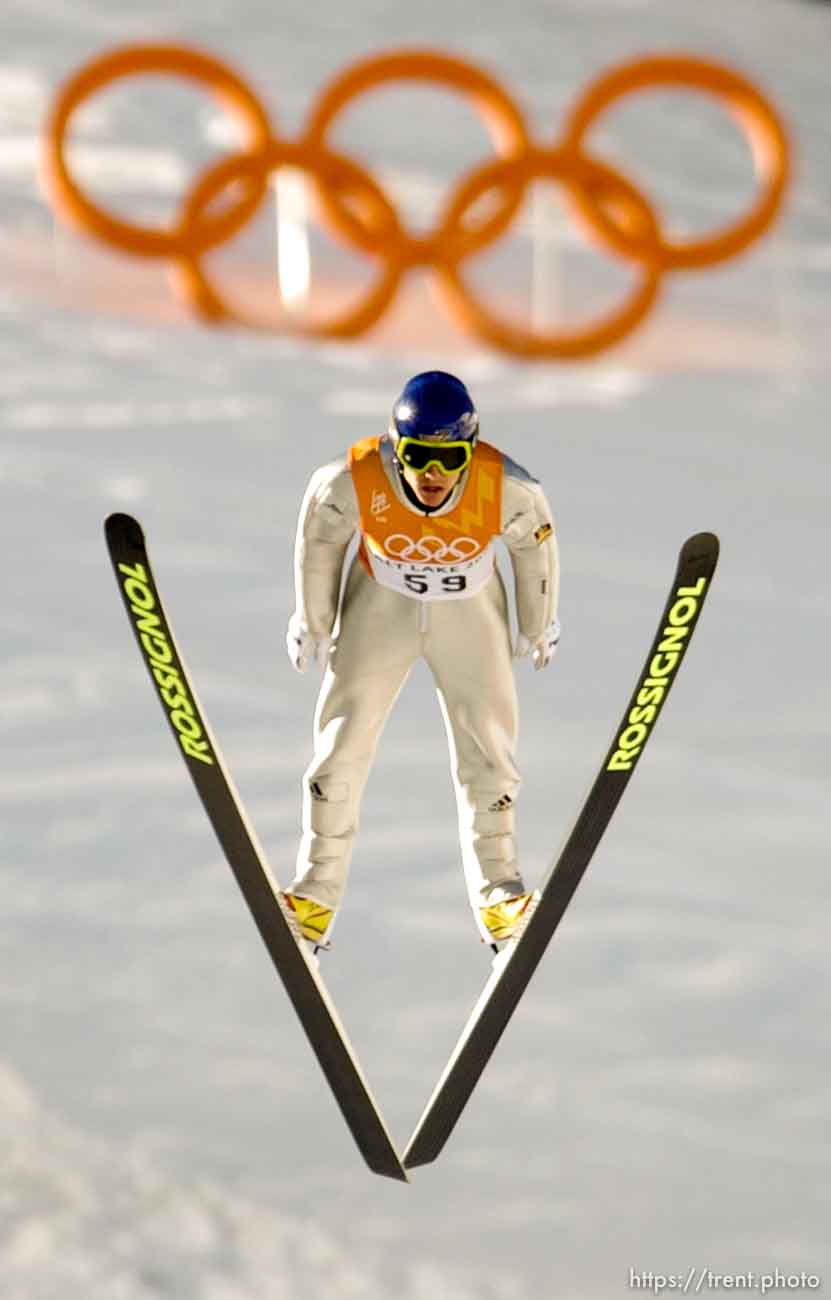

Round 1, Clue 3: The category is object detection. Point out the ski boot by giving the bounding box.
[479,887,540,969]
[279,892,335,967]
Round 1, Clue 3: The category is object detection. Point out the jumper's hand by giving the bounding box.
[515,617,560,671]
[286,612,330,674]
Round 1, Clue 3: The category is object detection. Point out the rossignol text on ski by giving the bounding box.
[105,511,408,1183]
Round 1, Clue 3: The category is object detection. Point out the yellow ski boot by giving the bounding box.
[479,888,539,961]
[280,892,335,949]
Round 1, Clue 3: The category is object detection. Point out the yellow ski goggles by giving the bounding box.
[396,436,474,474]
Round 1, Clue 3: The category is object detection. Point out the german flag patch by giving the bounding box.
[534,522,553,545]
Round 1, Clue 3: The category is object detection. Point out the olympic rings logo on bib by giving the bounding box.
[42,44,792,360]
[367,535,494,601]
[384,534,481,563]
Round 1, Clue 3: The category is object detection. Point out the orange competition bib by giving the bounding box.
[349,436,503,602]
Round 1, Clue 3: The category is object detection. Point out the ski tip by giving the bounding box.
[105,512,144,548]
[682,531,720,565]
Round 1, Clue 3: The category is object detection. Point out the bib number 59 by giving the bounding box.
[404,572,467,596]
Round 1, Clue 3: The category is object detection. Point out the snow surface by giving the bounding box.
[1,0,829,1295]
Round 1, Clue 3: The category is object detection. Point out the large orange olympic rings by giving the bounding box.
[41,42,792,359]
[300,50,530,256]
[42,44,274,258]
[173,139,409,338]
[560,55,792,270]
[433,147,663,360]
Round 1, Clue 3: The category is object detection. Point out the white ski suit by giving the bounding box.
[287,432,559,932]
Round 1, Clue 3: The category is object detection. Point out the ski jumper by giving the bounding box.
[288,433,559,935]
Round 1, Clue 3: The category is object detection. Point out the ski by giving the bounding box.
[404,531,719,1170]
[105,512,408,1183]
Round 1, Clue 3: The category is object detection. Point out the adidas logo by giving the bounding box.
[488,793,514,812]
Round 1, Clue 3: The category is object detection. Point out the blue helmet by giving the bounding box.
[390,371,478,444]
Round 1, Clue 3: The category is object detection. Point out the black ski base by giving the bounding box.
[404,531,719,1168]
[105,512,408,1183]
